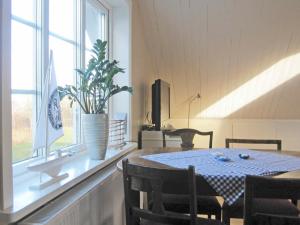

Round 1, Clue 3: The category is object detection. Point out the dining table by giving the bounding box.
[117,147,300,206]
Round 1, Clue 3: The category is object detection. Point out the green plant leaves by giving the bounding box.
[58,39,132,114]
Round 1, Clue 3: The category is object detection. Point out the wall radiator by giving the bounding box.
[18,168,125,225]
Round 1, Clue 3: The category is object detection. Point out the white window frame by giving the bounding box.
[0,0,13,211]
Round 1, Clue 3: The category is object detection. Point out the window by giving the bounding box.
[49,0,78,151]
[85,0,108,63]
[11,0,38,162]
[11,0,109,163]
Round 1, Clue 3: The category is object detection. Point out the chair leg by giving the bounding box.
[207,214,211,219]
[222,211,230,225]
[215,210,221,221]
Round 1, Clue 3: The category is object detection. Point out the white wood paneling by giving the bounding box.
[167,118,233,148]
[140,131,182,148]
[136,0,300,120]
[130,0,300,150]
[131,0,156,141]
[167,118,300,151]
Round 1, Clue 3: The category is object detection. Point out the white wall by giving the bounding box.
[18,169,125,225]
[110,0,155,142]
[111,2,131,140]
[130,0,155,141]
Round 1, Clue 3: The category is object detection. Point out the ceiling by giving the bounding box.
[135,0,300,119]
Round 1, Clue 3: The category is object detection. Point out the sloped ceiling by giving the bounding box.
[135,0,300,119]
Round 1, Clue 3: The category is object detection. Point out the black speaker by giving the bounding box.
[151,79,170,131]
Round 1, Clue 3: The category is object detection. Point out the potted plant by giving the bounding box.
[58,39,132,160]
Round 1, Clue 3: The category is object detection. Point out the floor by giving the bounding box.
[220,198,243,225]
[199,216,243,225]
[203,197,244,225]
[231,219,243,225]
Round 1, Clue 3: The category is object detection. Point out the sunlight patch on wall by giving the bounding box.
[197,53,300,118]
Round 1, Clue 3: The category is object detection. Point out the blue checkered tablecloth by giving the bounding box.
[142,148,300,205]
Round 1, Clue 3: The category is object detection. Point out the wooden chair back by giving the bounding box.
[122,159,198,225]
[225,138,282,151]
[163,128,213,149]
[244,175,300,225]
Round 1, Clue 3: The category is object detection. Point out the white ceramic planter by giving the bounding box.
[82,113,109,160]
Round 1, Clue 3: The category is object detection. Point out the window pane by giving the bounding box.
[12,94,34,162]
[11,0,37,163]
[85,0,108,62]
[49,0,75,40]
[10,0,110,162]
[12,0,36,23]
[49,36,76,150]
[11,21,36,90]
[49,37,75,85]
[50,98,74,150]
[49,0,78,152]
[85,1,103,50]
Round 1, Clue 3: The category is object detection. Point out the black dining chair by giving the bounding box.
[244,175,300,225]
[250,214,300,225]
[122,159,225,225]
[163,128,213,150]
[161,128,221,220]
[222,138,287,225]
[225,138,282,151]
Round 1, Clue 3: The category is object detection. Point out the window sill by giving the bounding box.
[0,143,137,223]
